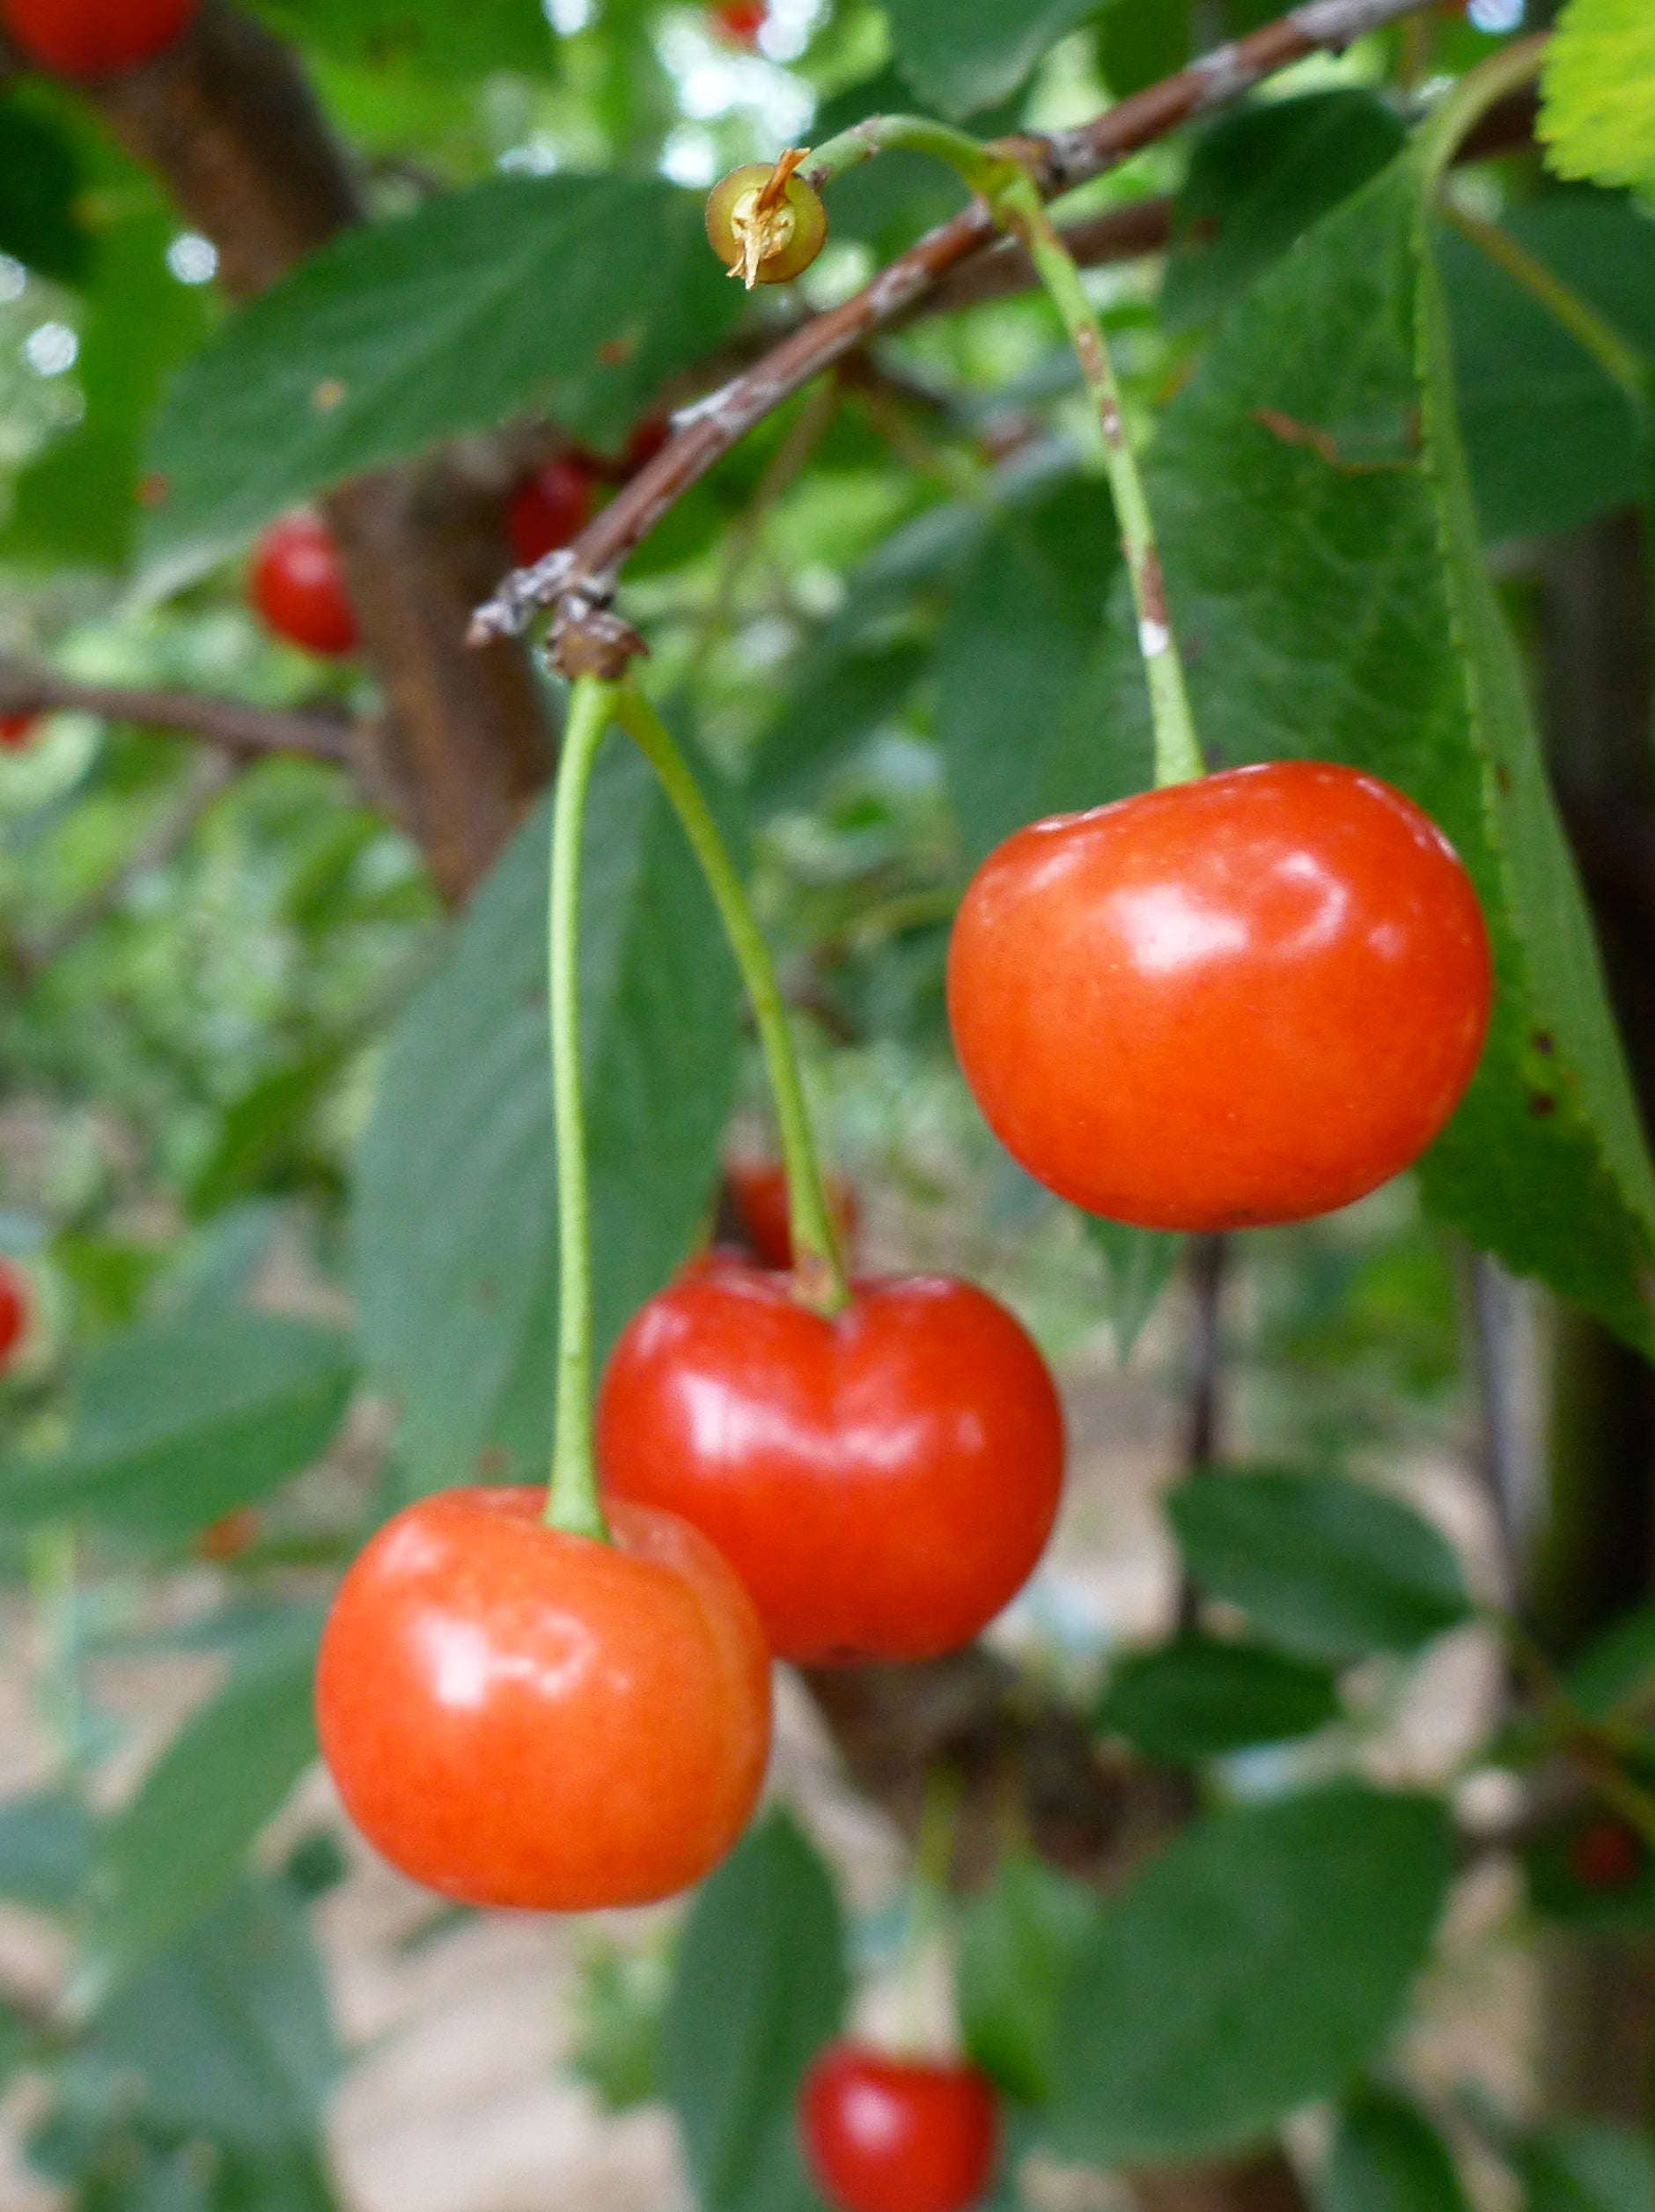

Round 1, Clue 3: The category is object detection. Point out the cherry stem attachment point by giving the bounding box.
[547,675,622,1542]
[613,682,851,1316]
[993,171,1203,790]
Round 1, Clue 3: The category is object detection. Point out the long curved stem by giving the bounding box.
[613,682,850,1315]
[994,173,1203,788]
[546,676,621,1540]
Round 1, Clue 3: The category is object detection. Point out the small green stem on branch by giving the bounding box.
[1417,31,1548,184]
[802,114,1016,199]
[613,683,850,1315]
[994,172,1203,789]
[546,676,622,1542]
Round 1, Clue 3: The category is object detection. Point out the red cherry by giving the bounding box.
[621,415,672,477]
[598,1265,1063,1666]
[801,2046,1000,2212]
[250,514,359,658]
[946,763,1492,1232]
[726,1159,860,1272]
[1570,1818,1644,1892]
[316,1488,771,1911]
[0,714,38,751]
[710,0,766,45]
[507,456,597,567]
[0,0,195,75]
[0,1264,28,1371]
[196,1508,259,1563]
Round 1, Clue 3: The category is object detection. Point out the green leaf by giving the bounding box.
[356,742,739,1490]
[1443,195,1655,543]
[1048,1785,1453,2165]
[885,0,1102,120]
[937,476,1140,866]
[1084,1216,1182,1360]
[570,1942,672,2113]
[1518,2125,1655,2212]
[88,1609,323,1987]
[246,0,557,76]
[959,1853,1097,2104]
[1099,0,1190,96]
[1541,0,1655,195]
[1563,1602,1655,1721]
[1164,93,1406,330]
[1168,1469,1473,1661]
[0,1312,356,1537]
[92,1879,340,2148]
[1523,1814,1655,1933]
[1096,1633,1342,1762]
[1322,2088,1475,2212]
[142,176,743,579]
[0,1788,96,1912]
[663,1810,845,2212]
[0,91,91,284]
[1125,155,1655,1348]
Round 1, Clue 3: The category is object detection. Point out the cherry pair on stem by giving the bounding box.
[318,675,1065,1911]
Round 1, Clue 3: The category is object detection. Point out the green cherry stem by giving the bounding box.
[800,114,1014,199]
[613,682,851,1316]
[994,171,1203,790]
[546,675,621,1542]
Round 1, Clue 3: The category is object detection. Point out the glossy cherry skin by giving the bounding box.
[2,0,195,75]
[0,1264,27,1370]
[316,1489,772,1911]
[507,456,596,567]
[598,1265,1063,1666]
[0,714,38,750]
[726,1158,859,1272]
[250,514,359,658]
[947,762,1493,1233]
[801,2046,1000,2212]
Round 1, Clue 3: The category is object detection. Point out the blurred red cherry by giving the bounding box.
[1,0,196,76]
[1570,1818,1644,1892]
[801,2046,1000,2212]
[726,1158,859,1272]
[710,0,766,45]
[507,456,597,566]
[0,714,39,751]
[0,1263,29,1372]
[621,414,672,476]
[250,514,360,658]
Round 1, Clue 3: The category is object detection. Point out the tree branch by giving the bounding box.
[469,0,1466,660]
[0,660,356,763]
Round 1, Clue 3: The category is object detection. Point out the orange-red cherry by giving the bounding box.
[316,1489,772,1911]
[710,0,766,44]
[0,714,38,751]
[0,1263,28,1370]
[726,1158,859,1272]
[2,0,195,75]
[598,1265,1063,1666]
[947,763,1493,1232]
[507,456,597,567]
[801,2046,1000,2212]
[250,514,359,659]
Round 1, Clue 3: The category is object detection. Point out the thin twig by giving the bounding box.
[0,660,357,764]
[469,0,1469,660]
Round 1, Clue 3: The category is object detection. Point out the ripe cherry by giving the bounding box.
[598,1265,1063,1666]
[0,1263,28,1372]
[707,159,828,288]
[947,763,1492,1232]
[1570,1818,1644,1892]
[710,0,766,44]
[1,0,195,75]
[0,714,39,751]
[801,2046,1000,2212]
[726,1158,859,1272]
[507,455,598,567]
[250,514,359,659]
[316,1488,771,1911]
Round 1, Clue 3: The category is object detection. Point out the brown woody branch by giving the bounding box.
[0,659,356,763]
[469,0,1468,665]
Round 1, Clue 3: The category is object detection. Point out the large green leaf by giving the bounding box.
[885,0,1101,120]
[1126,153,1655,1347]
[1168,1469,1472,1662]
[355,741,740,1491]
[936,476,1140,866]
[1541,0,1655,195]
[142,176,743,579]
[0,89,90,284]
[0,1312,356,1537]
[1095,1633,1342,1761]
[0,1789,96,1912]
[247,0,557,75]
[1518,2125,1655,2212]
[663,1810,844,2212]
[959,1853,1097,2105]
[1443,195,1655,542]
[1048,1785,1453,2164]
[1321,2088,1475,2212]
[88,1609,323,1989]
